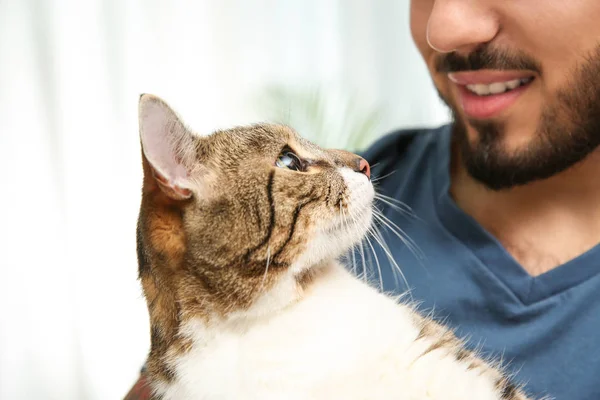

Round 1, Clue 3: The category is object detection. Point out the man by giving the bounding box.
[125,1,600,399]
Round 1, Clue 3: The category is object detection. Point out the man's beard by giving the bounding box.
[436,45,600,191]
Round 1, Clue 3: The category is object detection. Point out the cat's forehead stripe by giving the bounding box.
[288,137,325,160]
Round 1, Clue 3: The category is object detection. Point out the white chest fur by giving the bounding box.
[154,263,509,400]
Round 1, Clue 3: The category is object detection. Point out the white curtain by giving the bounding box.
[0,1,449,399]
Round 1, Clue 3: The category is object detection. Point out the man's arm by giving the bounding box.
[123,371,152,400]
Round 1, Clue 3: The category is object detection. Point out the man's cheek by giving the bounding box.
[432,72,452,102]
[409,0,433,58]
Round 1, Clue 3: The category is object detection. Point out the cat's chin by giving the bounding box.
[239,210,373,321]
[290,206,373,276]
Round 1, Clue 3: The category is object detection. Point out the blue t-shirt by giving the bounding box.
[360,124,600,400]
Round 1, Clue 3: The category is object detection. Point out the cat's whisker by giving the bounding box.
[373,192,411,208]
[368,226,412,295]
[371,169,397,183]
[349,207,373,283]
[373,193,423,223]
[343,206,359,276]
[372,210,425,262]
[366,223,400,289]
[342,205,399,290]
[350,236,358,276]
[374,197,413,218]
[364,234,384,291]
[258,246,271,293]
[373,195,415,217]
[342,203,368,281]
[339,203,356,274]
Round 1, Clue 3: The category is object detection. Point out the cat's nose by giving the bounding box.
[355,157,370,180]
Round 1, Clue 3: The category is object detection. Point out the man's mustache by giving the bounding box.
[435,46,542,74]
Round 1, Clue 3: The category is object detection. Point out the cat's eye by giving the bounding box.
[275,149,305,171]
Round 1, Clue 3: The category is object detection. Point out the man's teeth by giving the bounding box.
[465,78,533,96]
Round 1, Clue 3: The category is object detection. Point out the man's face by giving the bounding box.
[410,1,600,190]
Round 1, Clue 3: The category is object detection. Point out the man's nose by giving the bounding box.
[426,0,499,54]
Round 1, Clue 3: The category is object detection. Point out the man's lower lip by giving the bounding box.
[456,83,530,119]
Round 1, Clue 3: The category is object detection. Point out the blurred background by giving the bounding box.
[0,1,449,399]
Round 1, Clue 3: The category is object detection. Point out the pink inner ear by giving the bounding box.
[139,98,194,192]
[151,167,192,200]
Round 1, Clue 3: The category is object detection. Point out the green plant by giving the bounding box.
[253,84,383,152]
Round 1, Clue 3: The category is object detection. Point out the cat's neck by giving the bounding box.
[226,260,337,322]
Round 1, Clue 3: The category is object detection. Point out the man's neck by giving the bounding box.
[450,146,600,276]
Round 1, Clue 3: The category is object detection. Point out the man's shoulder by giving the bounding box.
[360,124,451,177]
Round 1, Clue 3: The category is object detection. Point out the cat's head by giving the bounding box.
[137,94,373,319]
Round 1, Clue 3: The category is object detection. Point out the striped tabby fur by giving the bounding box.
[135,94,539,400]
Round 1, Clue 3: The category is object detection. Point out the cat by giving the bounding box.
[136,94,536,400]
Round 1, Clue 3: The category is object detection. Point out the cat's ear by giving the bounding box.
[138,94,197,200]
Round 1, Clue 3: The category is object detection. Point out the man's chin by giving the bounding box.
[453,118,599,191]
[465,115,544,152]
